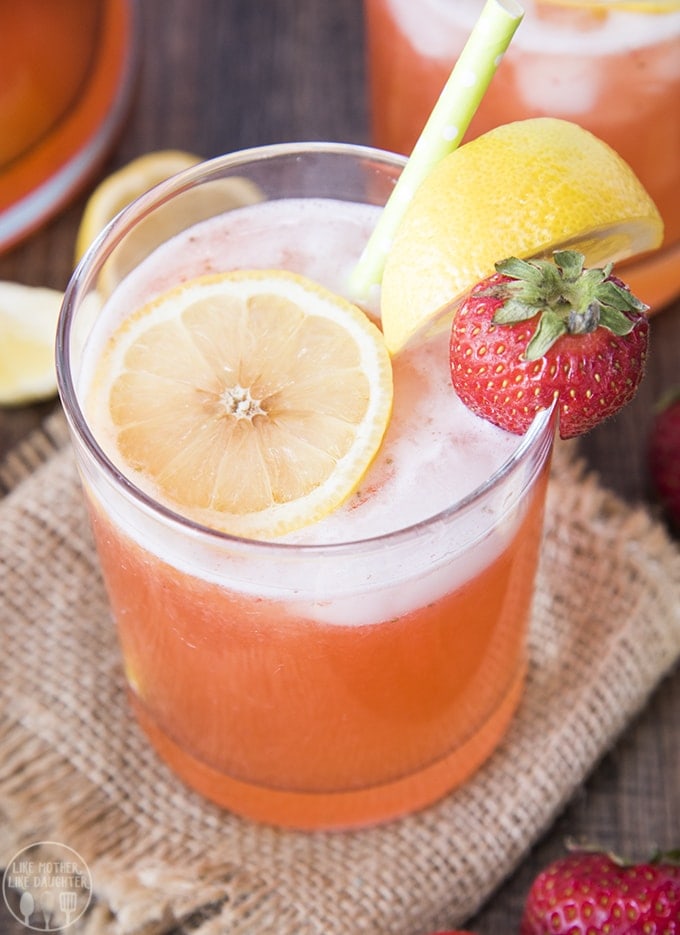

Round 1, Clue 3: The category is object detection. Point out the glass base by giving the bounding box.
[129,664,526,831]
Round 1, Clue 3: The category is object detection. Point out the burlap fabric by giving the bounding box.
[1,411,679,935]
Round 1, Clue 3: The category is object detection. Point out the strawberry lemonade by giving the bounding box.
[364,0,680,309]
[57,144,556,829]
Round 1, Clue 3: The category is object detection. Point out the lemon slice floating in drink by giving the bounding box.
[380,118,664,353]
[0,281,63,405]
[89,270,393,538]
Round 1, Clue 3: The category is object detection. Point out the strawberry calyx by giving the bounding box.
[565,838,680,867]
[653,385,680,415]
[651,849,680,866]
[479,250,648,361]
[450,250,650,439]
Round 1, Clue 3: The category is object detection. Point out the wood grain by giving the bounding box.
[0,2,678,932]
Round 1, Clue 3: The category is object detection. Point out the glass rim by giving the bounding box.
[56,140,557,556]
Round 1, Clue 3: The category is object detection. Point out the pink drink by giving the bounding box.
[84,198,524,543]
[59,145,555,828]
[364,0,680,310]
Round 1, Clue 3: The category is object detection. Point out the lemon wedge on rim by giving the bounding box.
[0,281,63,406]
[380,118,664,354]
[87,269,393,539]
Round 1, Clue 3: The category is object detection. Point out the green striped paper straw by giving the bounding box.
[349,0,524,301]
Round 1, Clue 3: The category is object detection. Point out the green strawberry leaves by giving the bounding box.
[480,250,648,361]
[450,250,649,439]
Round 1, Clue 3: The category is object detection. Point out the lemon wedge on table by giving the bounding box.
[75,150,202,261]
[380,118,664,354]
[87,270,393,539]
[0,281,63,406]
[75,150,264,296]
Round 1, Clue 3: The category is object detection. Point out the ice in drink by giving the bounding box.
[364,0,680,309]
[58,146,554,829]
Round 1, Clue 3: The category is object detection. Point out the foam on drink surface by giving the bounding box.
[81,197,542,624]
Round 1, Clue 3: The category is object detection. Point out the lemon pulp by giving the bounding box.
[89,269,393,539]
[0,282,63,405]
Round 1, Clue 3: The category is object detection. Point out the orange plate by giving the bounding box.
[0,0,138,253]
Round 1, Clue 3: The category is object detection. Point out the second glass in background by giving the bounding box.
[364,0,680,311]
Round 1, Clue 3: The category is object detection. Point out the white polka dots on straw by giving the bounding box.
[348,0,524,301]
[442,125,460,143]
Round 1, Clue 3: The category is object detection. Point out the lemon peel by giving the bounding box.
[380,118,664,354]
[75,150,265,297]
[75,150,202,262]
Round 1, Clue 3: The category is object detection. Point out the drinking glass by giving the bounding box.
[56,143,555,830]
[364,0,680,310]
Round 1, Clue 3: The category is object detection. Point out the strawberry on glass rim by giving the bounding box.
[449,250,649,440]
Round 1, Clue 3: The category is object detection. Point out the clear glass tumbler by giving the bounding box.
[56,143,555,830]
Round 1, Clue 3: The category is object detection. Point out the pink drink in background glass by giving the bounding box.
[364,0,680,311]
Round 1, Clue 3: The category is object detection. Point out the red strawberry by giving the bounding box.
[520,849,680,935]
[449,251,649,439]
[648,388,680,533]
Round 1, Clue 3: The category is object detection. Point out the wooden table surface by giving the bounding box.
[1,2,678,932]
